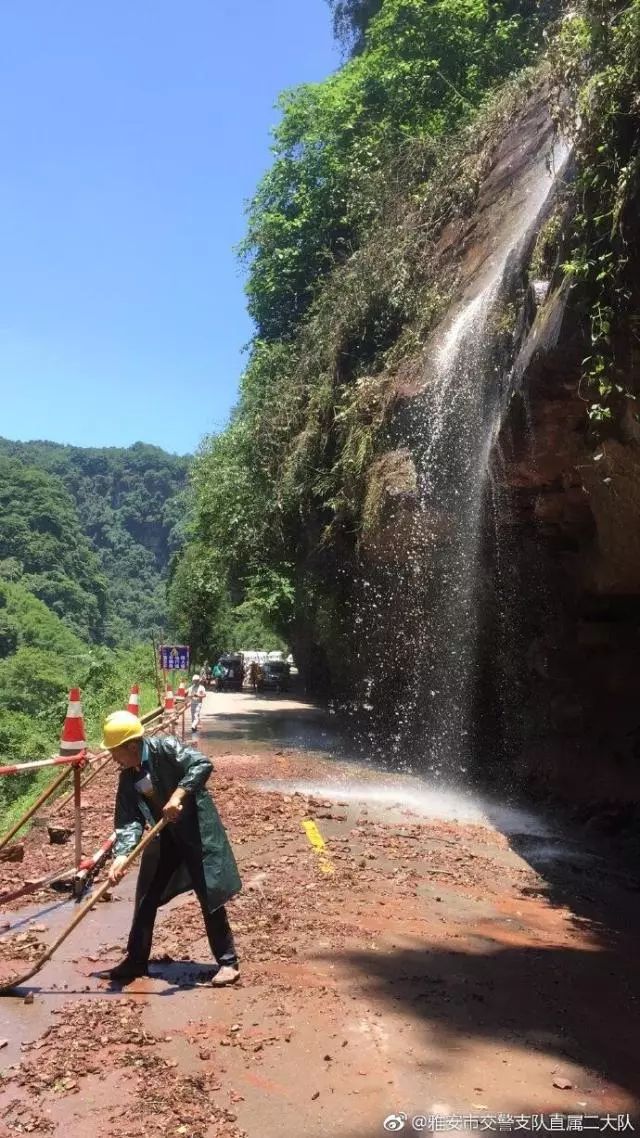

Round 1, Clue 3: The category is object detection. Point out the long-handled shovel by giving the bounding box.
[0,818,167,994]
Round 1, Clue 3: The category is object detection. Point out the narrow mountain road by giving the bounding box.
[1,690,639,1138]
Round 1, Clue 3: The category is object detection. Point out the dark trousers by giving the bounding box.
[127,829,237,969]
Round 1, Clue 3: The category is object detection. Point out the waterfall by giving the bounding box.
[400,139,569,776]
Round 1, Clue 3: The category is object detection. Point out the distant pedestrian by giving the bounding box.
[212,662,225,692]
[248,661,260,693]
[189,674,206,732]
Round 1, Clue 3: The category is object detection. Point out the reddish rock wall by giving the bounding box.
[361,82,640,817]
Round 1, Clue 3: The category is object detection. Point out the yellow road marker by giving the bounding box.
[302,818,334,875]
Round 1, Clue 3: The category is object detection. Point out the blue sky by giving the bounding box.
[0,1,338,455]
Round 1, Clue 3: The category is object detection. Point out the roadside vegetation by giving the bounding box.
[0,627,159,823]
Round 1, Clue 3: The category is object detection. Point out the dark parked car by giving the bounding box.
[257,660,290,693]
[216,654,244,691]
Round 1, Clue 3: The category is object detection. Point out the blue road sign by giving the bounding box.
[160,645,190,671]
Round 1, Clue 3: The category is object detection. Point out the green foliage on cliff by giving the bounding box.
[168,533,290,659]
[242,0,551,341]
[173,0,557,669]
[0,439,189,643]
[551,0,640,427]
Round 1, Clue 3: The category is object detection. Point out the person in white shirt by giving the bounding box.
[189,674,207,732]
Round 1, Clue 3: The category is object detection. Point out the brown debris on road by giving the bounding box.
[1,998,245,1138]
[1,690,640,1137]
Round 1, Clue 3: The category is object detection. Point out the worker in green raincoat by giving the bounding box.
[102,710,242,986]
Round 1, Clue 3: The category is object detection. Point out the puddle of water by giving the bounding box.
[206,711,341,752]
[1,896,77,935]
[0,877,138,1070]
[1,886,131,945]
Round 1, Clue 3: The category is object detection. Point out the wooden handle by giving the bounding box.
[0,818,167,992]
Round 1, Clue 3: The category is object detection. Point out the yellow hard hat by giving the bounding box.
[102,710,144,751]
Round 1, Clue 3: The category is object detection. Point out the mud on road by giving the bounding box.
[1,690,639,1138]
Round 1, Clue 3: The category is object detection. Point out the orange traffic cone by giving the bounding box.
[60,688,87,756]
[164,687,175,713]
[126,683,140,716]
[176,681,187,699]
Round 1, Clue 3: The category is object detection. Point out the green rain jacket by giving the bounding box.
[113,735,241,913]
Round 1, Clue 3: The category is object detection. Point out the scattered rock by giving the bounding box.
[553,1077,573,1090]
[47,826,72,846]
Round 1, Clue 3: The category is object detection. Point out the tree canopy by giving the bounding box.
[242,0,551,341]
[327,0,384,53]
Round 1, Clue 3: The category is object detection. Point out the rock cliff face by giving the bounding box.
[494,280,640,813]
[360,85,640,815]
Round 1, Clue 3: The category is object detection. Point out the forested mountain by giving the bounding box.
[0,439,189,643]
[0,457,108,642]
[0,439,186,803]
